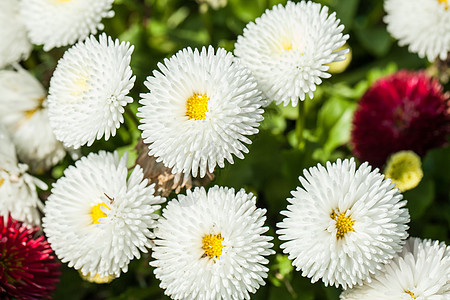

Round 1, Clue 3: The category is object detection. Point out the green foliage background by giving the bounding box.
[23,0,449,299]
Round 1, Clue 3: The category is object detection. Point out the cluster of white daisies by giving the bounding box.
[0,0,449,299]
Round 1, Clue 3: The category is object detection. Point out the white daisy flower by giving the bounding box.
[151,185,275,300]
[47,33,135,149]
[0,0,32,68]
[19,0,114,51]
[384,0,450,61]
[138,46,264,178]
[0,125,47,226]
[234,1,349,106]
[0,67,66,171]
[277,158,410,289]
[341,237,450,299]
[42,151,165,278]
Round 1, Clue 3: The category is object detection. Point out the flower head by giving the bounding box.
[19,0,114,51]
[151,185,275,299]
[0,67,66,171]
[138,46,264,178]
[43,151,165,278]
[48,34,135,148]
[384,151,423,192]
[277,158,410,289]
[351,71,450,168]
[0,215,60,299]
[340,237,450,299]
[79,271,116,284]
[0,126,47,227]
[384,0,450,61]
[234,1,349,106]
[0,0,32,68]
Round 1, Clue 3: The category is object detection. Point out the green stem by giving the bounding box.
[296,101,305,150]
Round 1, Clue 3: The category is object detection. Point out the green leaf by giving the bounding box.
[260,112,287,135]
[323,103,355,153]
[228,0,267,22]
[324,285,341,300]
[276,254,294,278]
[277,103,299,120]
[422,146,450,190]
[116,144,138,169]
[366,62,397,85]
[329,0,359,32]
[314,97,356,161]
[403,178,435,220]
[167,6,190,29]
[353,19,393,57]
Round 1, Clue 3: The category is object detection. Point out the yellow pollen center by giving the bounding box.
[69,73,90,99]
[405,290,416,299]
[438,0,448,9]
[282,40,293,51]
[331,210,355,238]
[0,178,4,187]
[90,202,110,224]
[202,233,224,259]
[186,93,209,120]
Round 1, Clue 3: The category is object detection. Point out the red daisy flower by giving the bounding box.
[351,70,450,168]
[0,215,60,300]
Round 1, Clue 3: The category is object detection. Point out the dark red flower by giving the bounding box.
[0,215,60,300]
[351,71,450,168]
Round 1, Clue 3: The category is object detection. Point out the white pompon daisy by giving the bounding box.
[151,186,275,300]
[0,0,32,68]
[0,68,66,171]
[0,126,47,227]
[277,158,410,289]
[43,151,165,278]
[341,237,450,299]
[19,0,114,51]
[138,46,264,178]
[384,0,450,61]
[234,1,349,106]
[47,33,135,149]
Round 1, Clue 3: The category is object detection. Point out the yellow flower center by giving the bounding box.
[69,74,90,98]
[281,39,293,51]
[438,0,448,9]
[0,177,4,187]
[202,233,224,259]
[79,271,116,284]
[90,202,110,224]
[186,93,209,120]
[384,151,423,192]
[405,290,416,299]
[331,210,355,238]
[278,37,305,55]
